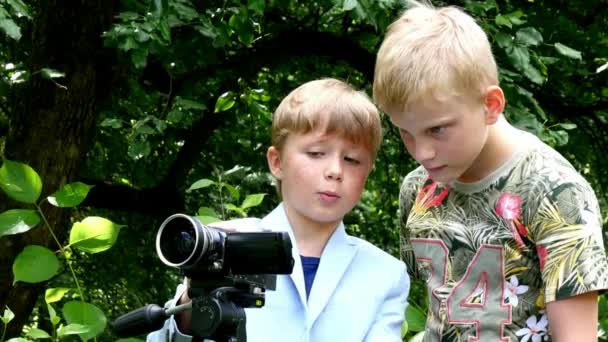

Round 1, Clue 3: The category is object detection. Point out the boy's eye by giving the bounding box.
[428,126,445,135]
[306,151,323,157]
[344,156,360,165]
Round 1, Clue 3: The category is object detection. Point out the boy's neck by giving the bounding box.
[458,116,521,183]
[284,208,339,258]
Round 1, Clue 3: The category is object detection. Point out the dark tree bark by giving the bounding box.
[0,1,116,337]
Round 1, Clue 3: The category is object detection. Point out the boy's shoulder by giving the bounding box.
[514,132,592,192]
[347,234,404,269]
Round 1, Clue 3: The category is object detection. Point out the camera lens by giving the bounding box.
[157,215,202,267]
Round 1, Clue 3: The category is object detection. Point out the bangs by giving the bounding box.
[272,78,382,156]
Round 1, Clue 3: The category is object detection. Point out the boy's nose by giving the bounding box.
[415,141,436,162]
[325,158,344,181]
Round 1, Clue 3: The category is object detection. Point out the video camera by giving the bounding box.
[112,214,295,342]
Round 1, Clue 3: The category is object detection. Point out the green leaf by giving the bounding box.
[214,92,236,113]
[558,123,576,130]
[401,319,408,338]
[47,304,60,326]
[157,18,171,43]
[47,182,94,208]
[127,141,151,160]
[222,183,240,201]
[409,331,425,342]
[494,15,511,28]
[187,179,215,192]
[100,118,123,129]
[62,301,106,341]
[40,68,65,79]
[26,328,52,339]
[57,324,90,337]
[343,0,358,11]
[507,45,530,71]
[241,193,266,209]
[515,27,543,46]
[494,32,513,49]
[405,305,426,332]
[0,18,21,40]
[523,65,544,85]
[197,207,219,217]
[69,217,122,254]
[248,0,265,14]
[224,203,245,216]
[152,0,168,17]
[175,98,206,110]
[13,245,60,284]
[6,338,30,342]
[2,307,15,324]
[45,287,71,304]
[0,160,43,204]
[7,0,31,18]
[195,215,222,225]
[554,43,582,60]
[131,49,148,69]
[0,209,41,237]
[116,339,145,342]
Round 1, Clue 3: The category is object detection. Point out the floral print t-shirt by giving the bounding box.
[399,131,608,341]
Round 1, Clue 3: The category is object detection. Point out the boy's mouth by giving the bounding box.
[318,191,340,202]
[426,165,446,172]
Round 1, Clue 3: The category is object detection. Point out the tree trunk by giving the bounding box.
[0,1,115,337]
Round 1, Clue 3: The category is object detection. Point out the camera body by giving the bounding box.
[156,214,294,290]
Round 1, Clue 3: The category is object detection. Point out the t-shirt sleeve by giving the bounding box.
[528,180,608,303]
[399,168,426,281]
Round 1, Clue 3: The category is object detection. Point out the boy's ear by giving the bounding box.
[483,86,505,125]
[266,146,283,179]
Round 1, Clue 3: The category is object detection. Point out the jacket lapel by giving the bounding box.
[259,204,308,308]
[306,223,357,328]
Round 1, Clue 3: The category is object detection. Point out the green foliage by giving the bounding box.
[2,0,608,341]
[0,160,121,342]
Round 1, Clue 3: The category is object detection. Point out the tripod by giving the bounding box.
[188,279,266,342]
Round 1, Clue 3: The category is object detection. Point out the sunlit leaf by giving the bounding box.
[187,179,215,192]
[2,307,15,324]
[47,182,93,208]
[26,328,52,339]
[45,287,71,304]
[62,301,106,341]
[197,207,219,217]
[7,0,31,18]
[195,215,222,225]
[241,193,266,209]
[0,160,42,204]
[69,217,122,253]
[57,324,90,337]
[214,92,236,113]
[40,68,65,79]
[13,245,60,284]
[0,18,21,40]
[554,43,582,60]
[343,0,358,11]
[0,209,40,237]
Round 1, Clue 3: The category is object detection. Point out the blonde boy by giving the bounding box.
[374,1,608,341]
[148,78,409,342]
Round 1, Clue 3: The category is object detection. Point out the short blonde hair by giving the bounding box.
[373,0,498,113]
[272,78,382,158]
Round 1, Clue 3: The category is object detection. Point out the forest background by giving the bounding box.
[0,0,607,341]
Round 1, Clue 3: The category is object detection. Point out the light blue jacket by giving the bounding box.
[147,204,409,342]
